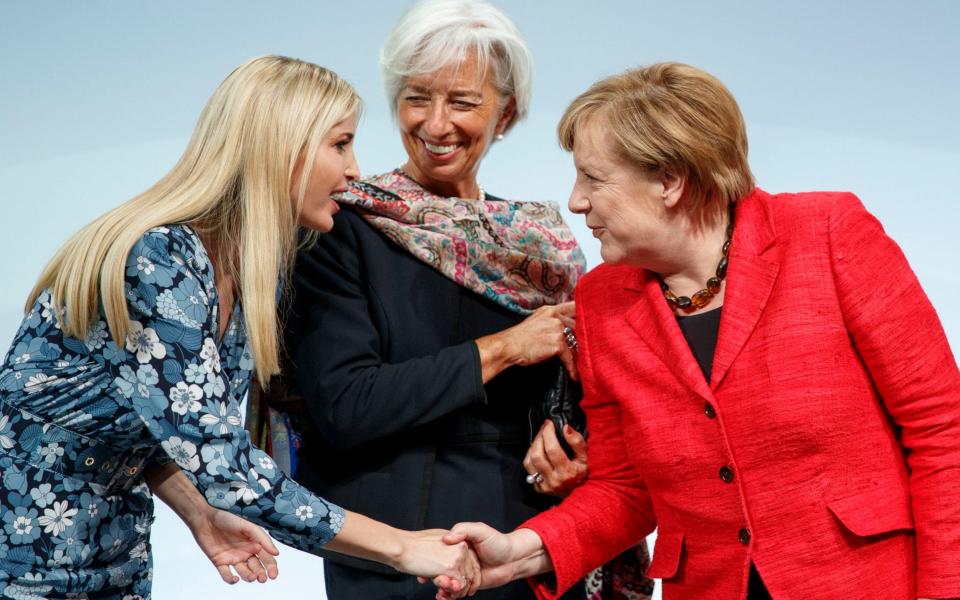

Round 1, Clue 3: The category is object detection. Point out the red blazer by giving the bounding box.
[522,189,960,599]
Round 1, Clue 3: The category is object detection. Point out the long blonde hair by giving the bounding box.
[27,55,361,384]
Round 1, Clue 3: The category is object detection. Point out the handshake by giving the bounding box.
[404,523,550,600]
[183,491,553,597]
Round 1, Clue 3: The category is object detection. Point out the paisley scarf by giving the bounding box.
[335,169,586,314]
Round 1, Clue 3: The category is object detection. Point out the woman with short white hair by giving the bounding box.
[250,1,591,598]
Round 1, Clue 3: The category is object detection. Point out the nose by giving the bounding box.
[568,190,589,214]
[423,101,452,139]
[345,150,360,182]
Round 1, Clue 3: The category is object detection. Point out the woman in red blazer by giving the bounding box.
[434,63,960,600]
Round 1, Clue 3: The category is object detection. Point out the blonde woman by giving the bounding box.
[0,55,478,599]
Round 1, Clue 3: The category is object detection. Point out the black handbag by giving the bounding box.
[529,361,587,458]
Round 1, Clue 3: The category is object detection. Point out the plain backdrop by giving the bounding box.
[1,2,957,598]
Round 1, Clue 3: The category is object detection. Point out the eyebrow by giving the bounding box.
[403,84,483,97]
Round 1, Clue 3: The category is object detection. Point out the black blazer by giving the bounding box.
[286,207,556,574]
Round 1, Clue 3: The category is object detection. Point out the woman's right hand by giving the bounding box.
[476,301,578,382]
[433,525,552,600]
[398,529,481,597]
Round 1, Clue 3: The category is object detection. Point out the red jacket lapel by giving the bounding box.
[711,189,781,389]
[620,188,781,396]
[623,269,713,402]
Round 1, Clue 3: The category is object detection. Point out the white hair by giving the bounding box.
[380,0,533,134]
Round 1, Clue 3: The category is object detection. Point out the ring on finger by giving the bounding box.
[526,471,544,485]
[562,326,578,350]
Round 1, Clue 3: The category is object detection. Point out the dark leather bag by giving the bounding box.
[529,362,587,457]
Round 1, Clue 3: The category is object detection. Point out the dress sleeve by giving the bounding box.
[286,213,486,449]
[110,227,344,554]
[520,283,656,600]
[828,194,960,598]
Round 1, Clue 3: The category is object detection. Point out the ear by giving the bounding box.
[495,97,517,136]
[659,168,686,209]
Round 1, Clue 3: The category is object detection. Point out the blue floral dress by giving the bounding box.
[0,225,344,599]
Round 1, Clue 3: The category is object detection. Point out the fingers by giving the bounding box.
[217,565,239,585]
[526,421,589,497]
[559,345,579,381]
[442,530,467,545]
[554,301,576,318]
[464,546,482,596]
[431,574,461,593]
[522,421,544,470]
[245,525,280,556]
[524,422,554,494]
[246,555,267,583]
[232,559,258,583]
[492,301,581,375]
[448,521,493,545]
[539,420,569,468]
[258,550,279,580]
[562,424,589,461]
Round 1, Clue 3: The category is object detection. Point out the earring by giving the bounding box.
[495,133,504,141]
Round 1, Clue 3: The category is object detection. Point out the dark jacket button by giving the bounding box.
[738,527,751,545]
[705,403,717,418]
[719,465,735,482]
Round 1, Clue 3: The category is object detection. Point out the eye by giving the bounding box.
[451,100,479,110]
[580,170,599,183]
[334,138,352,153]
[404,95,429,105]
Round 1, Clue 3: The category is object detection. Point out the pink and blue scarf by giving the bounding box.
[335,169,586,314]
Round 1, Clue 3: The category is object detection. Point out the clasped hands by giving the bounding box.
[412,524,511,599]
[421,420,586,598]
[179,416,585,593]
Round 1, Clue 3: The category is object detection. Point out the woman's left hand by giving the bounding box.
[523,420,588,497]
[189,507,281,584]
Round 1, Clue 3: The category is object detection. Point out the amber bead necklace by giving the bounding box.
[659,207,734,313]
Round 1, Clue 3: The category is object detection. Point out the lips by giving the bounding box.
[421,138,462,159]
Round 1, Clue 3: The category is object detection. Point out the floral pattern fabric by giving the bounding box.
[336,169,587,314]
[0,225,343,599]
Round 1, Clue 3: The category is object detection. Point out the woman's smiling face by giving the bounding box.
[397,51,514,197]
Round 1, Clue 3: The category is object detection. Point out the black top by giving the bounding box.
[284,207,558,579]
[675,307,771,600]
[676,307,722,382]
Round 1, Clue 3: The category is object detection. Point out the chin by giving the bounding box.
[416,160,461,180]
[300,214,334,233]
[599,247,624,266]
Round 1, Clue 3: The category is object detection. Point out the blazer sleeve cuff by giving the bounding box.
[519,513,587,600]
[465,340,488,406]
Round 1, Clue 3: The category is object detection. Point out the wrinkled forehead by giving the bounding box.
[402,49,494,94]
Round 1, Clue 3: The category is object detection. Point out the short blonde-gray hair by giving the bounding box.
[559,63,755,226]
[381,0,532,134]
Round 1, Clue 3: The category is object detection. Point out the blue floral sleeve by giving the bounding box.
[111,226,344,552]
